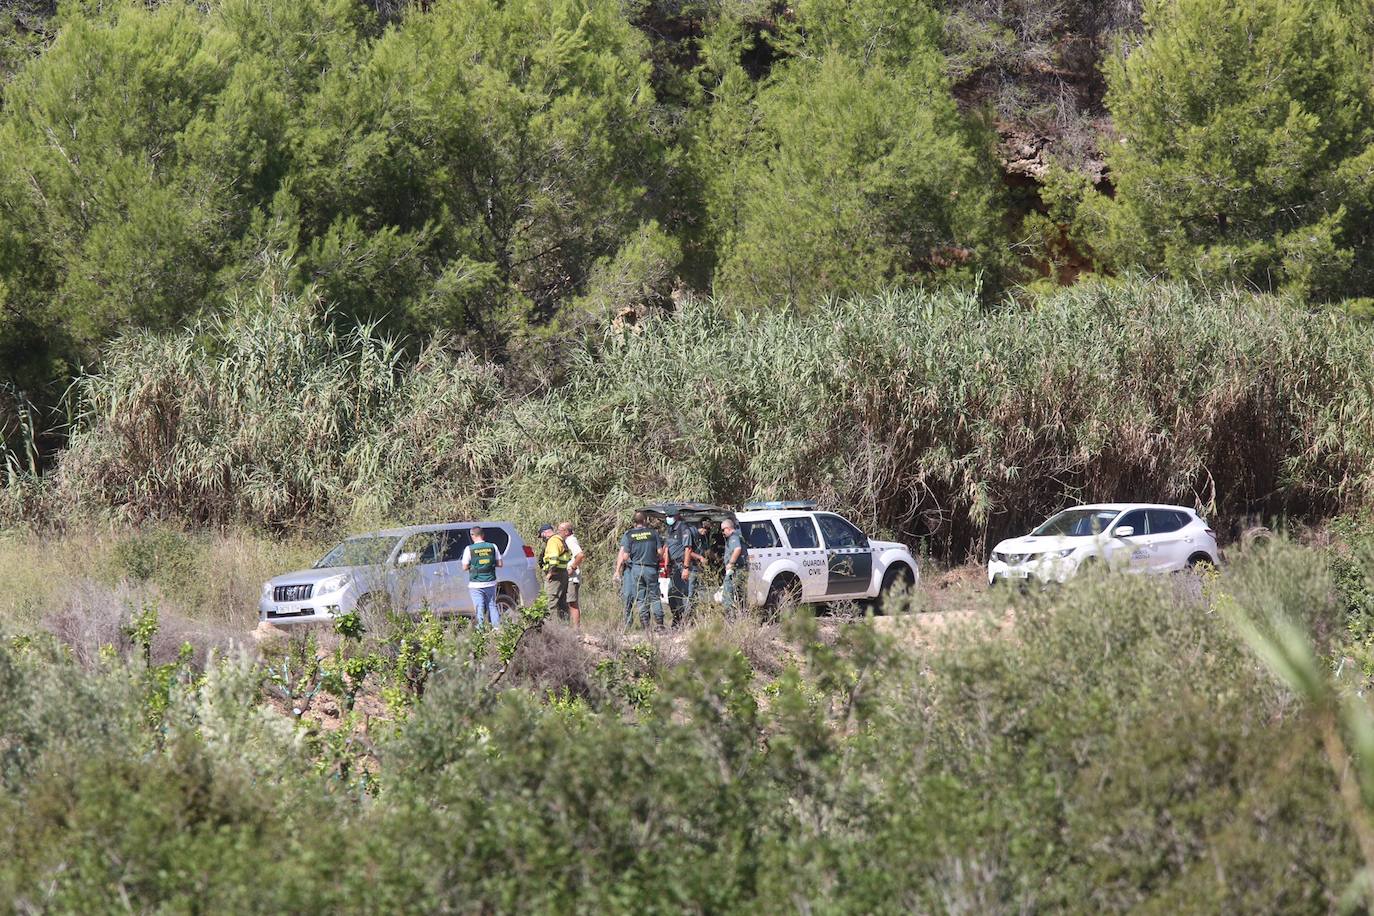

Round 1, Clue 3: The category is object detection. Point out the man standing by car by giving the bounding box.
[720,517,749,611]
[559,521,585,628]
[539,523,572,622]
[664,510,698,627]
[614,510,666,629]
[462,525,504,629]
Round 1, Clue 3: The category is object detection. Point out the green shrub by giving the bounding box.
[2,543,1370,910]
[56,279,506,529]
[108,526,199,586]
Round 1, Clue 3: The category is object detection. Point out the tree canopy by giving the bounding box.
[1092,0,1374,299]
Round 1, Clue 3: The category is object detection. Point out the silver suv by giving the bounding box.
[259,522,540,626]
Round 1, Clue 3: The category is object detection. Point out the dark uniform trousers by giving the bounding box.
[667,563,692,626]
[625,563,665,628]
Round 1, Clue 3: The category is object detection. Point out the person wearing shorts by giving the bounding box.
[560,521,584,627]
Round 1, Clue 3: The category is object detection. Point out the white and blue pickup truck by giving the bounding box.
[641,500,919,612]
[733,501,919,611]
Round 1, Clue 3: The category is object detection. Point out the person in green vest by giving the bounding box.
[462,525,504,628]
[614,510,666,628]
[539,523,572,621]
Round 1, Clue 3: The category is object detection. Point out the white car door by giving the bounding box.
[815,513,876,597]
[1146,509,1192,572]
[778,515,828,599]
[739,519,786,595]
[1109,509,1156,572]
[395,531,452,613]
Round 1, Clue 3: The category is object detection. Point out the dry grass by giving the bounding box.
[0,526,324,637]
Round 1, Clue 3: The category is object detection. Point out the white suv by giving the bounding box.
[260,522,540,626]
[987,503,1220,586]
[730,501,919,611]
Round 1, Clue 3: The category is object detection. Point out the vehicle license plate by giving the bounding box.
[1004,569,1029,579]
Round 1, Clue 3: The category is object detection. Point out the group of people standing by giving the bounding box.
[463,512,748,631]
[536,510,749,629]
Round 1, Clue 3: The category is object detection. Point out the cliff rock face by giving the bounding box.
[998,125,1109,187]
[945,0,1142,190]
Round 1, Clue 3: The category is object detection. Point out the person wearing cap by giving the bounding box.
[559,520,584,627]
[614,510,666,628]
[720,517,749,611]
[663,509,699,627]
[539,523,572,622]
[462,525,504,628]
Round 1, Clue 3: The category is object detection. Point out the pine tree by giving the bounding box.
[1097,0,1374,300]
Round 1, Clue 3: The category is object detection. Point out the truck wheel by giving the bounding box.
[877,564,916,614]
[495,587,521,622]
[763,574,803,619]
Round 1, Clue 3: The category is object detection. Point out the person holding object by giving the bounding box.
[539,523,572,622]
[462,525,504,628]
[689,517,714,605]
[559,520,584,627]
[614,510,666,628]
[720,517,749,611]
[664,510,698,627]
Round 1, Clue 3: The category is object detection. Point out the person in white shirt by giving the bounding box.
[559,521,585,627]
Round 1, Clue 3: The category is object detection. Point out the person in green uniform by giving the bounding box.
[462,526,504,628]
[720,517,749,611]
[614,510,666,629]
[664,510,698,627]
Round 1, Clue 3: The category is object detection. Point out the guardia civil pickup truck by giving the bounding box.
[641,500,920,612]
[734,501,919,610]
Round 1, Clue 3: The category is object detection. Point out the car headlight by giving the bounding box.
[261,581,273,600]
[991,551,1006,563]
[315,574,351,594]
[1038,549,1075,560]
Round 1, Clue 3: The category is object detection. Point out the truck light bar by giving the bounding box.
[742,500,818,511]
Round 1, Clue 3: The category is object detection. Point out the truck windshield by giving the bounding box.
[314,536,399,569]
[1032,509,1119,538]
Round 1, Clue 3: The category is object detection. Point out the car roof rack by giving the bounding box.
[636,501,736,522]
[741,499,818,512]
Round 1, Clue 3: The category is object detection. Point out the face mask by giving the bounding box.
[665,516,676,526]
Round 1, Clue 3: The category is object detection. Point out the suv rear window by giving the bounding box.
[441,526,510,562]
[740,520,781,549]
[780,516,820,549]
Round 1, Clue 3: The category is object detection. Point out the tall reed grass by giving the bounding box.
[56,284,507,530]
[505,280,1374,556]
[30,277,1374,560]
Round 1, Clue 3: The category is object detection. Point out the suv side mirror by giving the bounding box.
[1114,526,1135,538]
[396,551,419,566]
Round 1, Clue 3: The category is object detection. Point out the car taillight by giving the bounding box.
[523,545,535,558]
